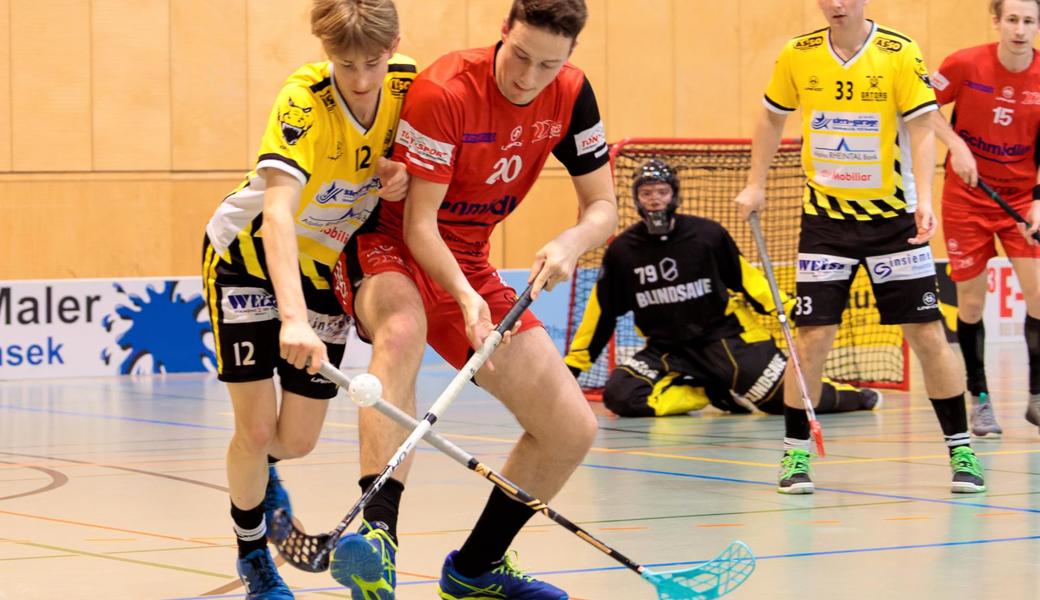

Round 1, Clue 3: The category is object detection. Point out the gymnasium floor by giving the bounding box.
[1,344,1038,600]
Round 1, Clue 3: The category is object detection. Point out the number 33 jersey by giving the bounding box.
[764,21,937,220]
[384,43,609,267]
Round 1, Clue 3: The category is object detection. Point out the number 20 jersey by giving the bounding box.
[383,43,610,267]
[764,21,937,220]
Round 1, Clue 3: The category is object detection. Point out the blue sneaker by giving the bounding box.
[262,465,292,537]
[437,549,568,599]
[236,547,294,599]
[330,521,397,599]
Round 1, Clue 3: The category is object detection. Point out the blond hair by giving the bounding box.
[991,0,1040,18]
[311,0,399,58]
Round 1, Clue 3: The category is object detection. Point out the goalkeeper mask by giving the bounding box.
[632,159,679,235]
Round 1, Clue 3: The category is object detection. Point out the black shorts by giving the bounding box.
[794,212,941,326]
[602,333,786,416]
[202,238,348,399]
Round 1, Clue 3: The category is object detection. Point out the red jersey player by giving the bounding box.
[330,1,617,598]
[932,0,1040,436]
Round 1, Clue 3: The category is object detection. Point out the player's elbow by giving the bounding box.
[401,219,427,254]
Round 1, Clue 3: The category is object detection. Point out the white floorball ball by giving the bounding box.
[349,373,383,407]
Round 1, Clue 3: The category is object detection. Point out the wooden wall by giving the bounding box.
[0,0,1004,278]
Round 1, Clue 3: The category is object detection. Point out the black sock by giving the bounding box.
[231,500,267,558]
[1026,315,1040,395]
[956,318,988,396]
[359,475,404,543]
[815,381,863,413]
[930,394,970,454]
[453,487,537,578]
[783,403,811,449]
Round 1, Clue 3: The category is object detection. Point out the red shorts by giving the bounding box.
[334,228,543,369]
[942,189,1040,282]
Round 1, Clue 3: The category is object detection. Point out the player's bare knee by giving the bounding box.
[276,433,318,459]
[905,322,951,358]
[1022,289,1040,316]
[957,299,985,323]
[551,408,597,459]
[232,422,277,455]
[373,312,426,361]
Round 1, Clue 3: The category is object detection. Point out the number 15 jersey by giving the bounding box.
[764,21,937,220]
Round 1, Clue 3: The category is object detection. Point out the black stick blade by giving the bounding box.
[269,508,334,572]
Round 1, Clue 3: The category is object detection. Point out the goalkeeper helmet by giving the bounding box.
[632,159,679,235]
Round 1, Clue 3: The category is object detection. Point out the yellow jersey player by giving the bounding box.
[735,0,985,495]
[201,1,414,598]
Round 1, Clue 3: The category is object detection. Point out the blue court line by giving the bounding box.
[0,403,437,455]
[161,534,1040,599]
[0,403,230,431]
[580,463,1040,514]
[6,402,1040,513]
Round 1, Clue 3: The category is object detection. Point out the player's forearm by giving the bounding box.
[745,108,787,188]
[402,178,474,302]
[908,116,937,208]
[405,222,472,300]
[928,110,964,150]
[562,198,617,255]
[262,188,308,324]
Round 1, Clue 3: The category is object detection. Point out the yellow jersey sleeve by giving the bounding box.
[764,42,800,113]
[895,39,938,120]
[255,82,324,185]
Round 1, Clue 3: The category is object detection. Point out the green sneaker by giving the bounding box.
[777,448,814,494]
[950,446,986,493]
[330,521,396,599]
[437,550,567,599]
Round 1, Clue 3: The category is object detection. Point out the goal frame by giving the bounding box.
[564,137,911,400]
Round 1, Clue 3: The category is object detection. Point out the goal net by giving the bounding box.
[565,138,909,400]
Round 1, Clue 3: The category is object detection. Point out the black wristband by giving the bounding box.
[1033,184,1040,201]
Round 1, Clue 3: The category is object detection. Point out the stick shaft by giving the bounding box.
[748,212,818,423]
[323,285,534,544]
[319,360,647,576]
[978,180,1040,243]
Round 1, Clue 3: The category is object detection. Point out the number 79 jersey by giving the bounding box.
[384,44,609,267]
[764,21,938,220]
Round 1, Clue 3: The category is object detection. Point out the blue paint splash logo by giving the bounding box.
[100,281,216,375]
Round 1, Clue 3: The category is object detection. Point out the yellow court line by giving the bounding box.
[604,449,776,467]
[0,509,222,546]
[818,447,1040,466]
[309,418,1040,469]
[0,538,230,578]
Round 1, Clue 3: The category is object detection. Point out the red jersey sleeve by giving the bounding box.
[931,51,966,106]
[392,77,463,184]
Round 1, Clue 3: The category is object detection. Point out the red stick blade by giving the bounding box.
[810,420,826,457]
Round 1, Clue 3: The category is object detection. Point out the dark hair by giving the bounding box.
[507,0,588,40]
